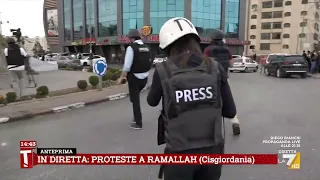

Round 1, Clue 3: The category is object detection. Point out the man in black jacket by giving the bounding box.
[4,38,28,99]
[117,29,151,130]
[204,29,240,136]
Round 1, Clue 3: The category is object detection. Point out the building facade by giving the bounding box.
[44,0,250,61]
[246,0,320,56]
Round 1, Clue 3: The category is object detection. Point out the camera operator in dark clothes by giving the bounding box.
[147,17,237,180]
[203,29,240,136]
[117,29,152,130]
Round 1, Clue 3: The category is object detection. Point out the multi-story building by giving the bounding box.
[43,0,250,61]
[246,0,320,56]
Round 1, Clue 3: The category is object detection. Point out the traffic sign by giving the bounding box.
[93,60,107,76]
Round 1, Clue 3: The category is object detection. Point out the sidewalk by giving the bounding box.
[0,69,154,123]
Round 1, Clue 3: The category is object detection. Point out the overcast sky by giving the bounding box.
[0,0,45,37]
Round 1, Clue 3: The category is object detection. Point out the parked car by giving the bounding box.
[264,54,308,78]
[153,54,167,66]
[80,55,106,66]
[55,55,83,69]
[229,57,258,72]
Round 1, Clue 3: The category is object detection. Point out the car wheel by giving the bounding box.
[276,68,283,78]
[264,68,270,76]
[230,70,234,72]
[244,67,249,72]
[253,67,258,72]
[83,62,88,66]
[300,73,307,78]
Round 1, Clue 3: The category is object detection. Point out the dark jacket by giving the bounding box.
[147,54,236,118]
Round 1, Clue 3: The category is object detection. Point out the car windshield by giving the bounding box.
[283,56,305,62]
[156,54,166,58]
[233,58,243,63]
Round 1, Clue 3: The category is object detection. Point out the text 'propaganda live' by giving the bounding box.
[20,141,279,168]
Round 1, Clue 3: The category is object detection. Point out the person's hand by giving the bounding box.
[117,77,127,85]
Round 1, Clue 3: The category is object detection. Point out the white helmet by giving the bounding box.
[159,17,200,49]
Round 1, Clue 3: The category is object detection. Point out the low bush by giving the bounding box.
[6,92,17,103]
[36,86,49,98]
[89,76,99,87]
[77,80,88,90]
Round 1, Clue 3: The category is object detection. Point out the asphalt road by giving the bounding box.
[0,72,319,180]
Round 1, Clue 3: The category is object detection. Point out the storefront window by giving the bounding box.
[150,0,184,34]
[64,0,71,40]
[122,0,144,34]
[225,0,239,38]
[191,0,221,37]
[73,0,83,40]
[98,0,117,37]
[86,0,95,38]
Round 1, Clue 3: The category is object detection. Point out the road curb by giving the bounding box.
[0,86,151,124]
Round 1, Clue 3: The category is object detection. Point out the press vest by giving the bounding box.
[130,43,152,73]
[207,44,230,73]
[156,56,224,152]
[5,47,25,67]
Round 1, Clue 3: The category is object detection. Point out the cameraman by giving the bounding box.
[4,38,28,99]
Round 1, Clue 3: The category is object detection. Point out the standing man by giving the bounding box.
[4,38,28,99]
[204,29,240,136]
[117,29,152,130]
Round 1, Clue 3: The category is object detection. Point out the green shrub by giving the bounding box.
[36,86,49,98]
[77,80,88,90]
[110,73,120,81]
[89,76,99,87]
[6,92,17,103]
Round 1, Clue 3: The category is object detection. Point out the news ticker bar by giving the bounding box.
[21,148,279,165]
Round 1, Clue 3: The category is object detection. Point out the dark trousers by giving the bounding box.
[127,73,147,127]
[164,146,223,180]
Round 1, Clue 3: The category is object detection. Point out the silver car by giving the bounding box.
[55,55,83,69]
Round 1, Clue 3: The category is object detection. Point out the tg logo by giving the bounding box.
[20,149,33,168]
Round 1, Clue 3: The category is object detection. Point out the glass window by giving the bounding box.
[299,33,306,38]
[98,0,117,37]
[251,15,257,19]
[225,0,239,38]
[262,1,273,8]
[86,0,95,37]
[149,0,185,34]
[262,12,272,19]
[260,43,270,50]
[73,0,83,40]
[283,34,290,38]
[122,0,144,34]
[285,1,292,5]
[274,0,283,7]
[301,11,308,16]
[284,23,290,27]
[250,35,256,39]
[283,44,289,49]
[273,11,283,18]
[273,22,282,29]
[261,22,271,29]
[251,25,256,29]
[300,22,307,27]
[302,0,308,4]
[64,0,71,40]
[272,33,281,39]
[284,12,291,16]
[261,33,271,39]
